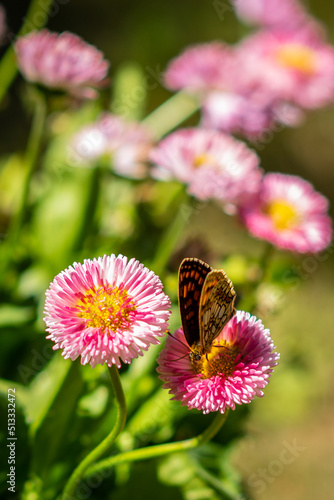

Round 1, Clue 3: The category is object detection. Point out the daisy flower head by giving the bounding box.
[0,5,7,45]
[44,254,171,368]
[202,90,277,140]
[68,113,154,178]
[238,27,334,109]
[231,0,312,30]
[202,90,304,141]
[157,311,279,414]
[14,29,109,99]
[239,173,332,253]
[150,128,262,208]
[163,41,304,141]
[163,42,234,94]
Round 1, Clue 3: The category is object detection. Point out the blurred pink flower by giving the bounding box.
[164,42,233,94]
[44,254,171,369]
[0,5,7,45]
[202,91,274,139]
[15,29,109,99]
[163,41,304,140]
[202,91,304,140]
[150,128,262,207]
[239,173,332,253]
[238,28,334,109]
[157,311,279,414]
[231,0,312,30]
[69,113,154,178]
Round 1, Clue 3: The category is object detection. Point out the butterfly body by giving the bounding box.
[178,257,236,359]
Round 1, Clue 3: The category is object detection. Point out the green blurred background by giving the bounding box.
[0,1,334,499]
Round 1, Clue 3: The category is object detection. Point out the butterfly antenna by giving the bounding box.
[166,331,192,361]
[167,331,189,350]
[172,353,189,361]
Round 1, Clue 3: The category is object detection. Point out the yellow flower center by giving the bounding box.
[276,43,316,75]
[190,341,238,379]
[193,153,215,168]
[76,285,136,332]
[265,199,300,231]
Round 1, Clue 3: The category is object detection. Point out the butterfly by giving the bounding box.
[178,257,236,360]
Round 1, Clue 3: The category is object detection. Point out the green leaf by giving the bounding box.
[0,379,29,412]
[158,452,220,500]
[78,385,109,418]
[0,154,25,218]
[124,387,179,445]
[25,352,71,437]
[0,383,31,496]
[32,359,85,481]
[0,305,34,327]
[158,445,243,500]
[158,452,194,486]
[31,169,94,272]
[111,62,147,120]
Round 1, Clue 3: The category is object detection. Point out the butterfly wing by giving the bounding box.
[178,258,212,348]
[199,269,236,354]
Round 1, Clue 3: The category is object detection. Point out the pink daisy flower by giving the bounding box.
[202,91,303,139]
[0,5,7,45]
[150,128,262,207]
[68,113,154,178]
[238,27,334,109]
[163,42,303,140]
[164,42,233,94]
[202,91,277,139]
[157,311,279,414]
[230,0,313,30]
[239,173,332,253]
[15,29,109,99]
[44,254,171,368]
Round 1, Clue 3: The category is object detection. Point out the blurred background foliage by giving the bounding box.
[0,1,333,499]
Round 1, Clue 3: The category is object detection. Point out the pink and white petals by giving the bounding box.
[164,42,234,94]
[15,29,109,99]
[69,113,154,178]
[44,254,171,368]
[150,128,262,207]
[157,311,279,414]
[239,173,332,253]
[0,5,7,45]
[238,28,334,110]
[230,0,313,30]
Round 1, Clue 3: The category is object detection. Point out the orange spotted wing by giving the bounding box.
[178,258,211,348]
[178,257,236,354]
[199,270,236,353]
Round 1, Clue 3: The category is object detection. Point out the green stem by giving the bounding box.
[192,460,239,499]
[258,242,274,282]
[0,0,54,105]
[142,91,199,140]
[150,193,194,276]
[71,165,101,255]
[0,90,46,277]
[84,409,229,479]
[61,365,127,500]
[238,242,275,314]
